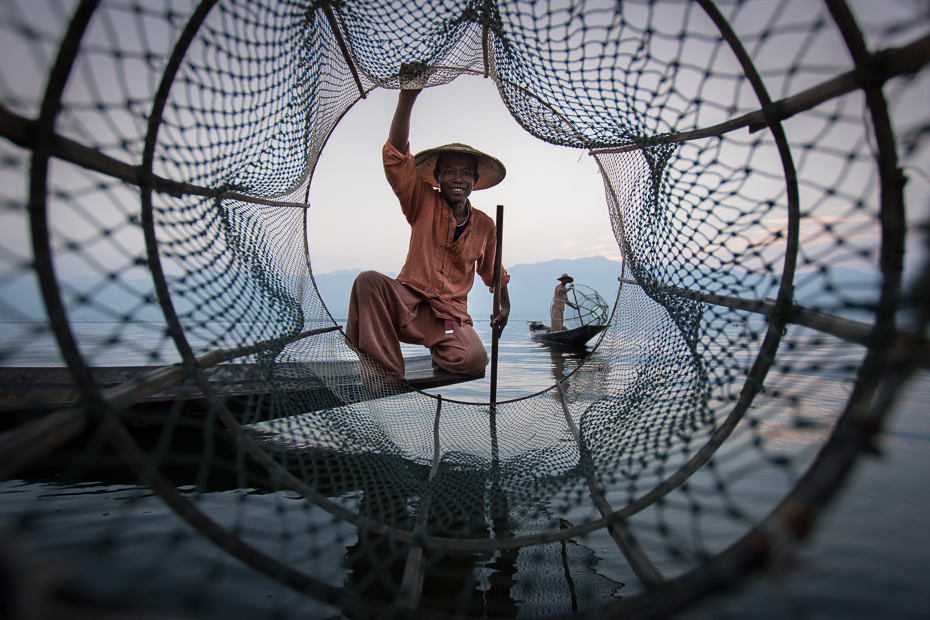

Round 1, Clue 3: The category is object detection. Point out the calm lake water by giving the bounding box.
[1,320,928,618]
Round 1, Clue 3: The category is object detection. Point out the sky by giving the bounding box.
[1,0,927,287]
[300,1,930,281]
[305,75,620,275]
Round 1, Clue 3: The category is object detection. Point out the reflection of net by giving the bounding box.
[552,284,610,331]
[1,1,928,618]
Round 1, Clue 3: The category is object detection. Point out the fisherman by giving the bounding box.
[346,70,511,380]
[550,273,576,331]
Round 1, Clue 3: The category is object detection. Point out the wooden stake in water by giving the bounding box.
[490,204,504,408]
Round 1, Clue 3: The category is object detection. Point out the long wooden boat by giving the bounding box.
[0,356,481,431]
[527,322,607,346]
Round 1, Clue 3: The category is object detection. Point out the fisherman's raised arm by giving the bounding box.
[389,89,419,153]
[389,62,432,151]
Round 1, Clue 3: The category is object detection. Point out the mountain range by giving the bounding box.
[313,255,627,322]
[2,257,886,325]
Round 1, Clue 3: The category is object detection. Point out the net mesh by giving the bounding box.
[1,0,928,618]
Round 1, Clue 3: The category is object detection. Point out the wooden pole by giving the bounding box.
[588,32,930,154]
[615,277,912,354]
[490,204,504,407]
[397,396,443,612]
[320,1,367,100]
[555,381,664,588]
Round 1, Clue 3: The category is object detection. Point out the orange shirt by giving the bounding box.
[383,140,510,325]
[552,283,568,311]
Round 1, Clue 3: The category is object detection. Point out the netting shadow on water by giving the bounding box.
[1,0,928,618]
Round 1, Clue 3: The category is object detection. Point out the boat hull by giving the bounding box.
[529,324,607,346]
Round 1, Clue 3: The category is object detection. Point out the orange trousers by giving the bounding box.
[346,271,488,379]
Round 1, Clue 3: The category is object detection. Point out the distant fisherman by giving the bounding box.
[551,273,576,331]
[346,64,511,379]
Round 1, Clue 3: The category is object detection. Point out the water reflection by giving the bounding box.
[343,460,522,617]
[538,342,593,383]
[12,425,622,616]
[414,324,594,401]
[246,433,624,617]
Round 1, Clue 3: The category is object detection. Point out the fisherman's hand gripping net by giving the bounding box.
[0,1,928,618]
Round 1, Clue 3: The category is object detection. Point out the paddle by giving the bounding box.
[490,204,504,408]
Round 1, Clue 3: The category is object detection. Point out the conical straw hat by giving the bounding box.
[414,143,506,190]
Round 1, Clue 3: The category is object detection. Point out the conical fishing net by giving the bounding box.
[1,0,928,618]
[550,284,610,330]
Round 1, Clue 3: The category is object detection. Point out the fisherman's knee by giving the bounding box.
[458,344,488,376]
[352,270,386,300]
[433,341,486,376]
[354,270,383,287]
